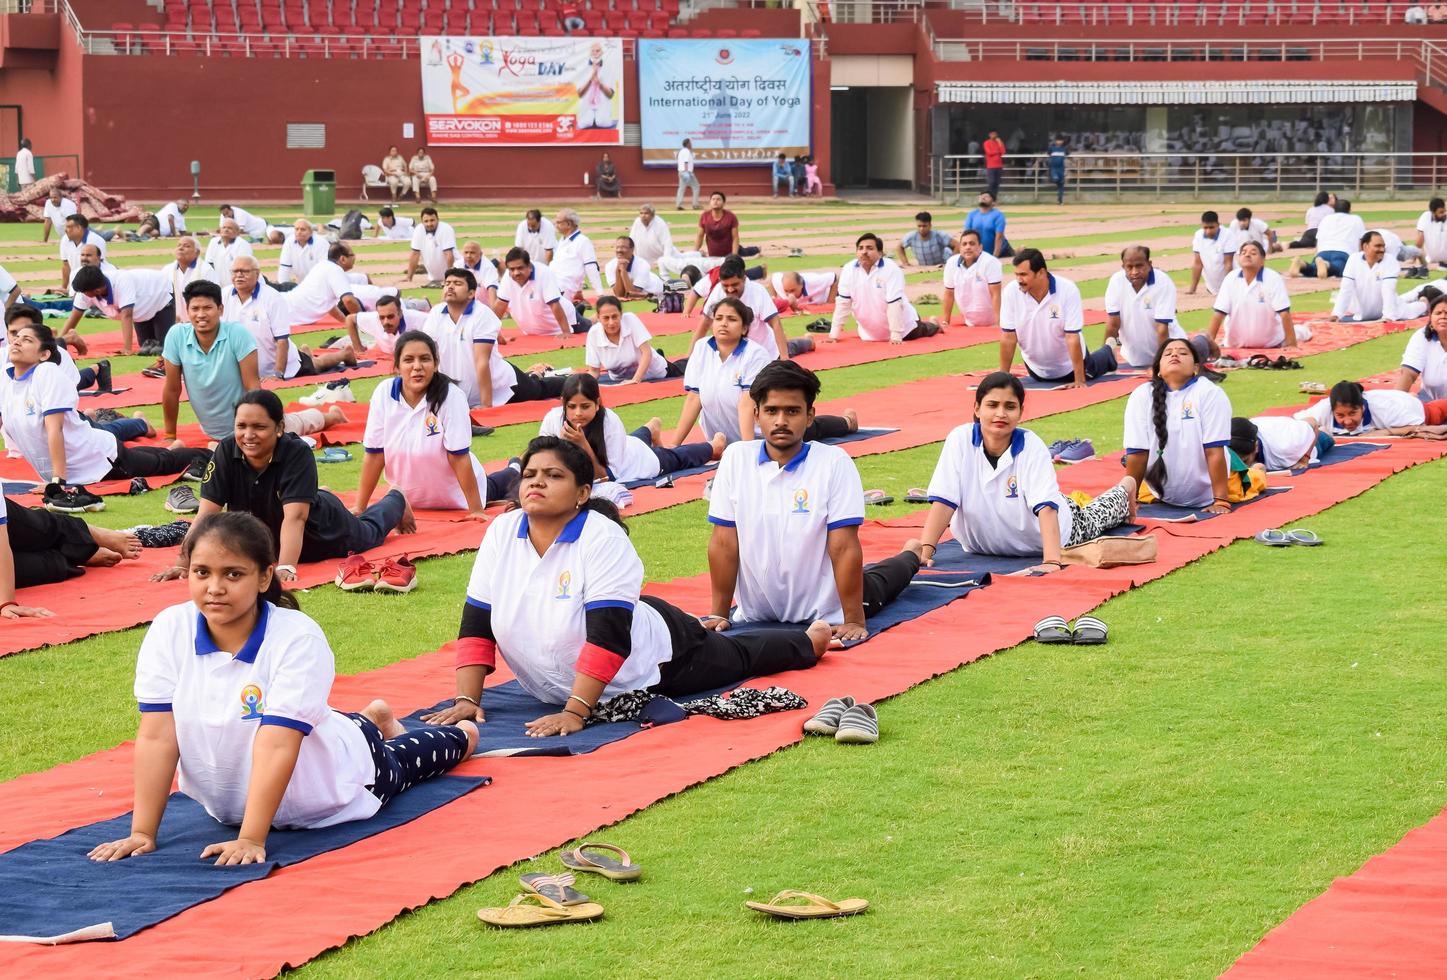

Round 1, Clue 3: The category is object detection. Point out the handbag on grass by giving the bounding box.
[1060,534,1158,568]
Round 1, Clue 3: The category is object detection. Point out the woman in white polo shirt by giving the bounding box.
[542,373,724,487]
[419,437,829,736]
[1207,241,1304,350]
[1397,295,1447,402]
[918,372,1137,572]
[1123,338,1234,512]
[1228,416,1334,472]
[356,331,488,517]
[583,296,673,385]
[2,322,208,510]
[91,512,477,865]
[1295,380,1447,435]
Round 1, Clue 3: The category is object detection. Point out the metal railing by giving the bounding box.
[931,151,1447,202]
[812,0,1423,25]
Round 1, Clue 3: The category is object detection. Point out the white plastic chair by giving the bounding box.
[360,164,387,200]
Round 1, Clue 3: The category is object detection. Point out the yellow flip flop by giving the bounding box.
[745,890,869,920]
[559,842,643,882]
[477,892,604,928]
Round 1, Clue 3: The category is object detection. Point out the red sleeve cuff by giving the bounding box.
[575,642,626,684]
[455,637,497,669]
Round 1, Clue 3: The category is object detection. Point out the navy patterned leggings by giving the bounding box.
[347,712,471,806]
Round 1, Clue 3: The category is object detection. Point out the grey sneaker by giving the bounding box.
[165,485,199,514]
[1055,439,1096,463]
[834,703,879,745]
[802,696,855,736]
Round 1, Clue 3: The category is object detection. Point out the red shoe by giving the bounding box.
[335,553,376,591]
[374,555,417,594]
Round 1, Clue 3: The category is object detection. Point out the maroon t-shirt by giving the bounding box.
[699,209,739,257]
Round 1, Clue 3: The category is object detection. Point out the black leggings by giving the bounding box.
[102,444,210,481]
[862,551,921,617]
[646,595,820,698]
[630,425,713,476]
[4,497,96,587]
[508,365,569,404]
[803,415,853,442]
[131,303,177,347]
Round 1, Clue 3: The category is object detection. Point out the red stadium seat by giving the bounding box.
[714,28,737,37]
[642,28,664,37]
[740,27,762,37]
[666,26,687,36]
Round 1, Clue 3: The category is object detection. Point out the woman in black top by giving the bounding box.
[153,390,414,584]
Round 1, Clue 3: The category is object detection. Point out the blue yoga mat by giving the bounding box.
[1019,370,1145,391]
[1138,485,1291,522]
[624,427,900,489]
[1285,440,1390,475]
[0,775,488,943]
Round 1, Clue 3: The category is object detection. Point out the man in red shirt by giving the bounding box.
[983,130,1006,201]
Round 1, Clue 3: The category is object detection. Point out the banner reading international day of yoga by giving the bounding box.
[420,36,624,146]
[638,39,811,166]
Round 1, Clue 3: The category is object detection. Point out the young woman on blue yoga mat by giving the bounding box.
[90,513,477,866]
[1123,338,1234,512]
[918,371,1137,574]
[419,437,830,737]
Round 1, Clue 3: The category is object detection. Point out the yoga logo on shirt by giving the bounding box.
[23,396,35,417]
[791,488,811,514]
[1181,400,1196,421]
[424,413,440,437]
[239,684,264,721]
[1004,476,1019,499]
[555,570,573,600]
[1048,305,1061,321]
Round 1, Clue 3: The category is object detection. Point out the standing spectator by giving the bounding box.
[404,207,456,286]
[982,129,1006,199]
[595,152,621,198]
[514,209,557,265]
[409,148,438,202]
[14,138,34,189]
[40,187,77,244]
[676,138,700,210]
[771,153,794,197]
[382,145,409,202]
[1047,137,1068,205]
[696,192,761,260]
[629,204,676,265]
[963,193,1011,259]
[896,211,956,268]
[161,236,218,327]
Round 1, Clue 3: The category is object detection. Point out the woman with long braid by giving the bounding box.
[1123,338,1234,513]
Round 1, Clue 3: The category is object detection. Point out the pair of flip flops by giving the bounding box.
[904,487,930,504]
[477,843,641,929]
[1299,381,1329,395]
[864,488,893,506]
[1246,354,1303,370]
[746,890,870,920]
[1255,528,1322,547]
[1034,615,1109,645]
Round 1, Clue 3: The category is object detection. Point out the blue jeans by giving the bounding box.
[90,416,149,442]
[772,173,795,195]
[631,425,713,475]
[1302,250,1348,277]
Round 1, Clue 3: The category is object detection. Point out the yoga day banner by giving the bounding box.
[420,36,624,146]
[638,38,812,166]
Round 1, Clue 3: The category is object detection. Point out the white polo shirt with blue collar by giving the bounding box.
[681,336,773,443]
[497,261,576,335]
[1000,272,1086,379]
[421,299,511,408]
[1103,266,1185,367]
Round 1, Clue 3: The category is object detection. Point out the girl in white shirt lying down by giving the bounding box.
[1123,338,1235,512]
[918,371,1138,574]
[1295,380,1447,436]
[418,437,831,736]
[89,513,477,866]
[1228,416,1335,471]
[541,373,725,487]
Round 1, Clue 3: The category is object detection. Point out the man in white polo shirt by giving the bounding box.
[1187,210,1232,295]
[1331,231,1404,323]
[552,209,603,303]
[41,187,77,244]
[1290,198,1364,279]
[65,265,174,357]
[675,138,700,210]
[495,248,576,336]
[345,293,428,358]
[703,360,919,642]
[1103,245,1185,368]
[58,214,108,292]
[938,228,1002,327]
[152,199,189,237]
[604,235,664,300]
[694,255,798,359]
[226,255,355,380]
[161,236,218,327]
[458,240,500,307]
[218,203,268,240]
[1000,249,1116,386]
[1414,196,1447,277]
[1208,242,1301,349]
[404,207,456,286]
[420,267,522,409]
[829,233,936,345]
[514,209,557,265]
[769,269,837,314]
[203,219,255,281]
[285,243,362,326]
[276,219,329,286]
[629,204,676,265]
[13,139,34,189]
[1220,207,1281,254]
[373,206,415,242]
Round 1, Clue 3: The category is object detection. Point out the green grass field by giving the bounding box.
[0,199,1443,977]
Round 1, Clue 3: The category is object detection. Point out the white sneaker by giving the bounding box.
[299,379,354,406]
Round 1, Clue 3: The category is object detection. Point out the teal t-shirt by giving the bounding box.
[162,321,259,440]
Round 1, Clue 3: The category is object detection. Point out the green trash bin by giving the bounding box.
[300,169,336,217]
